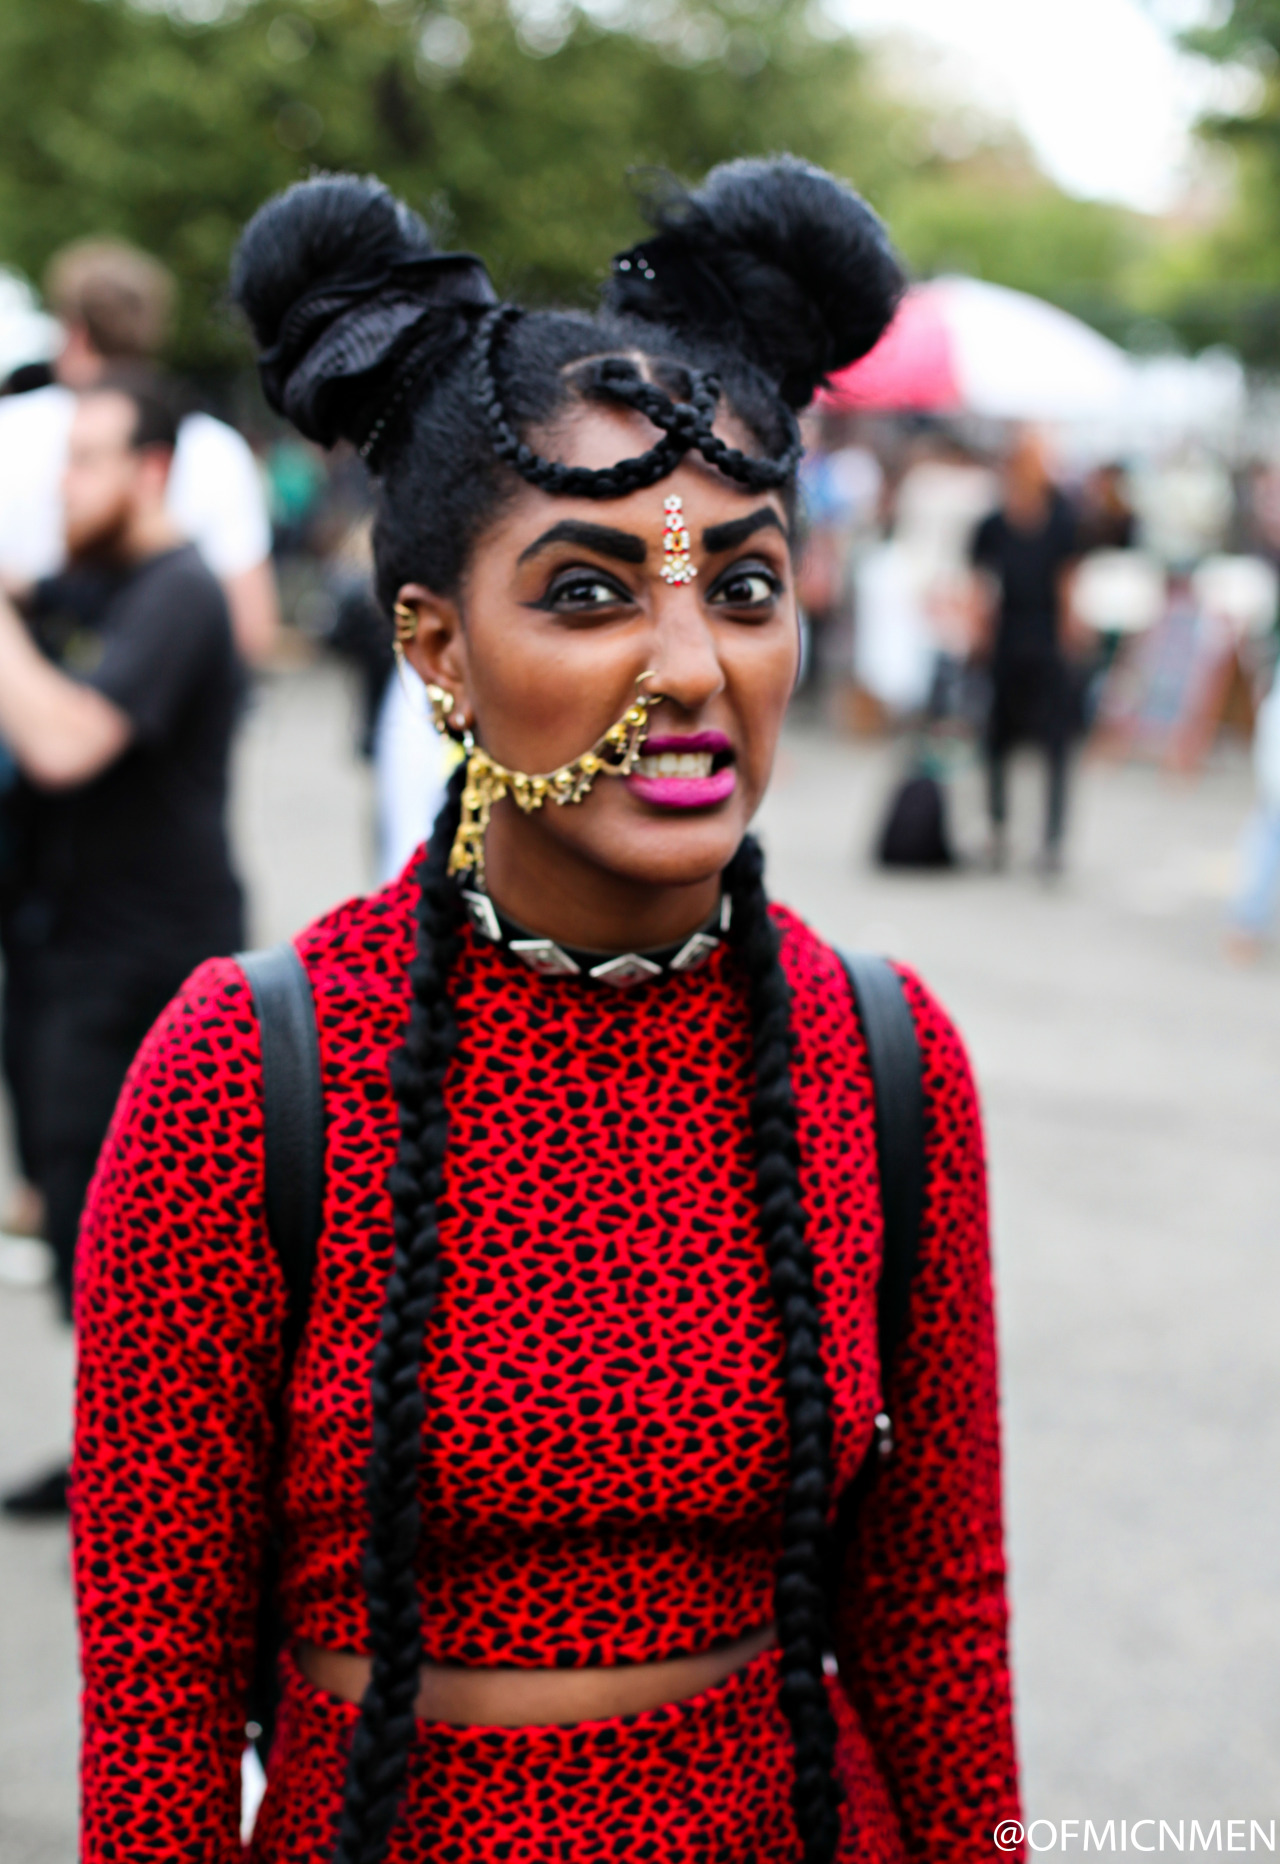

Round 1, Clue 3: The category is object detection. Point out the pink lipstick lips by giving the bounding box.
[625,730,738,810]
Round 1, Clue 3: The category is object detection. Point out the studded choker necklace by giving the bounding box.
[461,886,730,989]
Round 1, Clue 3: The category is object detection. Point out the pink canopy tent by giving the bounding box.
[823,276,1133,423]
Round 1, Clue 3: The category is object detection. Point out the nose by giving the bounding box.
[646,594,724,717]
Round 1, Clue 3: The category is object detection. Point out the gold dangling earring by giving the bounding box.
[395,601,472,745]
[394,605,483,876]
[423,682,472,747]
[444,670,666,889]
[423,678,488,883]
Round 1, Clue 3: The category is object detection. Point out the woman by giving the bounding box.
[73,159,1021,1862]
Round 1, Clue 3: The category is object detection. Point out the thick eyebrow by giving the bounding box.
[701,507,788,554]
[517,520,646,566]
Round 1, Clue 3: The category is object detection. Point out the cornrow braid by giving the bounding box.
[472,305,802,501]
[333,767,466,1864]
[725,834,844,1864]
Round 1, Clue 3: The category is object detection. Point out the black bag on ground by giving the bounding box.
[874,770,955,869]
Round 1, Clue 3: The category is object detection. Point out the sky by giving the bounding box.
[832,0,1230,213]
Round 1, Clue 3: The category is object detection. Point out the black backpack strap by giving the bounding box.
[839,953,925,1393]
[234,942,325,1767]
[823,952,925,1615]
[236,942,325,1367]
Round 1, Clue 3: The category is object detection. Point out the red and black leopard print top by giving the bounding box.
[73,864,1018,1857]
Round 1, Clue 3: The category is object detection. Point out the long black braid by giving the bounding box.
[333,768,465,1864]
[232,152,904,1864]
[726,834,843,1864]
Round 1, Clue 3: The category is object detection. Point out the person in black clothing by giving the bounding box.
[970,430,1081,874]
[0,369,244,1515]
[1077,460,1136,555]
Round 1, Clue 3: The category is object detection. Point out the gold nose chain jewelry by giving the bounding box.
[393,602,665,888]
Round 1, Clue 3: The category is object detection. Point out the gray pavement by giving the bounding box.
[2,657,1277,1856]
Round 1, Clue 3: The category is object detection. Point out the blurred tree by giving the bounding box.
[884,138,1149,336]
[0,0,916,376]
[1151,2,1280,360]
[0,0,1169,385]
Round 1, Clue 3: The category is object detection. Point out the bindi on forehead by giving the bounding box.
[660,495,696,586]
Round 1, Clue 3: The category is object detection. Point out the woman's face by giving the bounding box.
[403,399,798,921]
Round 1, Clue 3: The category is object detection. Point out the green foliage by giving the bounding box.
[0,0,1167,380]
[1158,2,1280,361]
[0,0,915,374]
[884,143,1148,329]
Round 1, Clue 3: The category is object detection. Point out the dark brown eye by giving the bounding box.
[711,565,780,608]
[543,570,632,611]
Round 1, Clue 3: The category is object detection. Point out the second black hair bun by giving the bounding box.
[231,173,496,457]
[606,155,905,409]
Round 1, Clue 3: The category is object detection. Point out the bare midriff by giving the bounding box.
[298,1622,776,1727]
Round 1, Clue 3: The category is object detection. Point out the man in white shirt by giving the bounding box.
[0,238,279,664]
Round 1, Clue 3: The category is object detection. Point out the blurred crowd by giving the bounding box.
[0,233,1279,1515]
[795,408,1280,921]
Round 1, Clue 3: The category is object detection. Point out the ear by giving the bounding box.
[396,583,473,729]
[140,446,174,503]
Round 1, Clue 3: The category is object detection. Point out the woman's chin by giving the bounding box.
[582,810,748,890]
[488,787,753,895]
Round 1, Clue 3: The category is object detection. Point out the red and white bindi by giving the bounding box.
[660,495,697,585]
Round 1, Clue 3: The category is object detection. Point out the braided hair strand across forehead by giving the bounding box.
[232,158,903,607]
[231,155,905,1864]
[471,306,803,502]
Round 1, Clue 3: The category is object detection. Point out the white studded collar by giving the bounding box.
[460,887,731,989]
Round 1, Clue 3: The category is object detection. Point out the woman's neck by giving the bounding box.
[481,813,721,953]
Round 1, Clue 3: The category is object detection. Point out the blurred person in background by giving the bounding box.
[1241,459,1280,571]
[1077,461,1136,554]
[0,369,244,1517]
[324,511,455,883]
[0,237,279,665]
[371,632,455,884]
[796,408,882,690]
[1074,462,1138,727]
[1226,659,1280,961]
[970,429,1081,875]
[0,237,275,1245]
[891,426,998,721]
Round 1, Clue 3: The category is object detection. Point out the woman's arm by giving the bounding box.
[835,970,1021,1861]
[73,958,287,1863]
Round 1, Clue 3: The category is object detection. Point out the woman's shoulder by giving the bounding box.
[293,859,418,997]
[120,862,419,1101]
[769,901,977,1096]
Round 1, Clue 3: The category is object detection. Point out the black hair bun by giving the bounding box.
[231,173,496,456]
[606,155,905,409]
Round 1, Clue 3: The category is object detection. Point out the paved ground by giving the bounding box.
[2,657,1278,1857]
